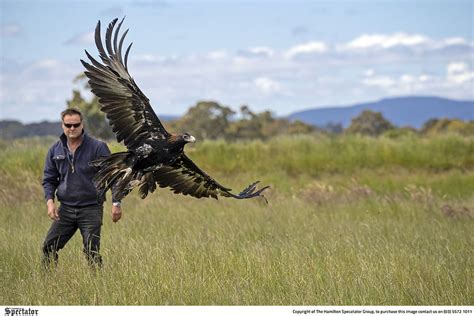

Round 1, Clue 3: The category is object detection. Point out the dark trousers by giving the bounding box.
[42,203,103,267]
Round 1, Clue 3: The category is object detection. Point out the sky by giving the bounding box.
[1,0,473,123]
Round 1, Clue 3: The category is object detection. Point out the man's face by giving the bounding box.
[62,114,83,140]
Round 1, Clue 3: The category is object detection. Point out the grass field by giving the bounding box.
[0,134,473,305]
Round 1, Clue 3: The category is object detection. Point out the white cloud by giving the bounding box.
[364,69,375,77]
[339,33,473,57]
[206,50,228,60]
[345,33,430,50]
[362,71,431,92]
[357,64,473,99]
[362,76,396,88]
[400,74,415,84]
[284,41,328,58]
[248,47,274,57]
[442,37,467,46]
[254,77,282,95]
[418,75,431,82]
[446,62,474,84]
[447,62,469,74]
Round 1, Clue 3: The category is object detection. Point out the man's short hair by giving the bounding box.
[61,108,83,121]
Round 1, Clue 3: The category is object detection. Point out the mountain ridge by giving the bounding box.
[287,96,474,128]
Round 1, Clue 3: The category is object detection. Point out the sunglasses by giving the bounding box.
[63,122,82,128]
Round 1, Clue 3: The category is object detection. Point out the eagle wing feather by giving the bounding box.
[141,154,269,201]
[80,17,170,150]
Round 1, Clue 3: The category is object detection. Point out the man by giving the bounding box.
[42,108,122,267]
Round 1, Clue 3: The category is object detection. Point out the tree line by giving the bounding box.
[1,76,473,140]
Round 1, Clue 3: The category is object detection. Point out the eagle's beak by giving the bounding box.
[189,135,196,143]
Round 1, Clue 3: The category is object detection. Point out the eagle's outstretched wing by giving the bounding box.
[137,154,270,201]
[80,18,170,149]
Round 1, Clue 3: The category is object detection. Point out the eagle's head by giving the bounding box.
[182,133,196,144]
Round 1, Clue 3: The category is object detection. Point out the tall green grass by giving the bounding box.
[0,135,473,305]
[192,134,474,175]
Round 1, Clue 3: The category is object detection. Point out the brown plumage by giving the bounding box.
[81,18,269,202]
[167,134,182,144]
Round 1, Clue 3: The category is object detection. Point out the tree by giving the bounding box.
[173,101,235,140]
[421,118,474,136]
[346,110,394,136]
[66,74,114,140]
[225,107,316,140]
[225,105,263,140]
[420,118,440,135]
[287,120,316,135]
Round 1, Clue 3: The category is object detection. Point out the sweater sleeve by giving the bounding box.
[97,141,111,157]
[42,147,60,201]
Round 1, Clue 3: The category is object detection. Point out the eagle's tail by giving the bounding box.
[90,152,142,202]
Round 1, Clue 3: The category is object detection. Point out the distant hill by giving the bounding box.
[0,120,62,139]
[288,96,474,128]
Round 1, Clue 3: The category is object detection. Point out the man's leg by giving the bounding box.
[78,205,103,267]
[42,204,78,268]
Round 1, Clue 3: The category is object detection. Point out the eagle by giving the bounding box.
[80,18,269,202]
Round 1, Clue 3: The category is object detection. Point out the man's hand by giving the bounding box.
[112,204,122,223]
[47,199,59,221]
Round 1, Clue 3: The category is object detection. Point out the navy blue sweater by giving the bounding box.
[42,132,111,207]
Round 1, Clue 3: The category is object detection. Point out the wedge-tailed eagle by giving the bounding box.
[81,18,269,202]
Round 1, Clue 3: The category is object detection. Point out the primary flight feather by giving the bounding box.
[81,18,269,202]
